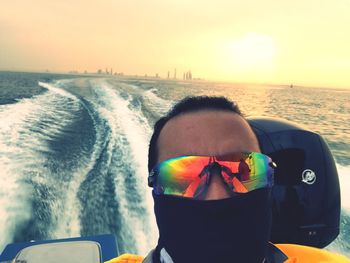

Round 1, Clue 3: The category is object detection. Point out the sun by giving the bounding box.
[225,33,277,69]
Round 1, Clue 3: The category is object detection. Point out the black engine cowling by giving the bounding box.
[248,117,340,248]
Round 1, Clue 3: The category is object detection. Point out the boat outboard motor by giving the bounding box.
[248,117,340,248]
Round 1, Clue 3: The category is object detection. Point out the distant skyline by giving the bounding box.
[1,0,350,88]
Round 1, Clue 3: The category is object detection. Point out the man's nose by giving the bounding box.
[203,171,231,200]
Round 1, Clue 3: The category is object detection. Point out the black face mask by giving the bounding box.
[153,188,272,263]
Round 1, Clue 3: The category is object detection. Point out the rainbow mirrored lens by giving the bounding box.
[149,152,274,199]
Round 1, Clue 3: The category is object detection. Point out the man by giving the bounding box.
[108,96,349,263]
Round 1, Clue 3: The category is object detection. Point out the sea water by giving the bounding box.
[0,72,349,256]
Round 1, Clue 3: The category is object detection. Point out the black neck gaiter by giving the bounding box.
[153,189,272,263]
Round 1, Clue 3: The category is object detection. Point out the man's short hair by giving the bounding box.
[148,96,243,172]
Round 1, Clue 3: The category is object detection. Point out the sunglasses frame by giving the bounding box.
[148,152,276,192]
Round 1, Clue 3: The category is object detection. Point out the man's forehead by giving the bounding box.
[157,110,260,162]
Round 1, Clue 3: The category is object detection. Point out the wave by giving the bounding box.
[0,78,164,255]
[44,78,160,254]
[0,83,88,249]
[38,82,77,100]
[81,79,158,254]
[142,88,173,118]
[325,165,350,257]
[337,164,350,213]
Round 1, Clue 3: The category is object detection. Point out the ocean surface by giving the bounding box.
[0,71,349,257]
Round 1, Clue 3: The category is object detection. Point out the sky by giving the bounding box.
[0,0,349,88]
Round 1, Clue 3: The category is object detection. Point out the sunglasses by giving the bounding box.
[148,152,276,200]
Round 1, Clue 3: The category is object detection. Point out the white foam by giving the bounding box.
[0,99,44,247]
[143,88,173,116]
[91,80,158,254]
[0,83,83,250]
[53,98,110,238]
[38,81,77,100]
[325,164,350,257]
[337,164,350,213]
[37,81,106,238]
[326,162,350,257]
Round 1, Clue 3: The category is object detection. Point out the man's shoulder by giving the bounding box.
[104,253,144,263]
[275,243,350,263]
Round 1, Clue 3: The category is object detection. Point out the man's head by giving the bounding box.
[148,96,272,263]
[149,96,259,164]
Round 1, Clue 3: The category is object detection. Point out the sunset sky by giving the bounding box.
[1,0,349,88]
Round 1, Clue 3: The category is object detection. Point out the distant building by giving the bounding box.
[167,71,170,79]
[184,70,192,80]
[174,68,177,79]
